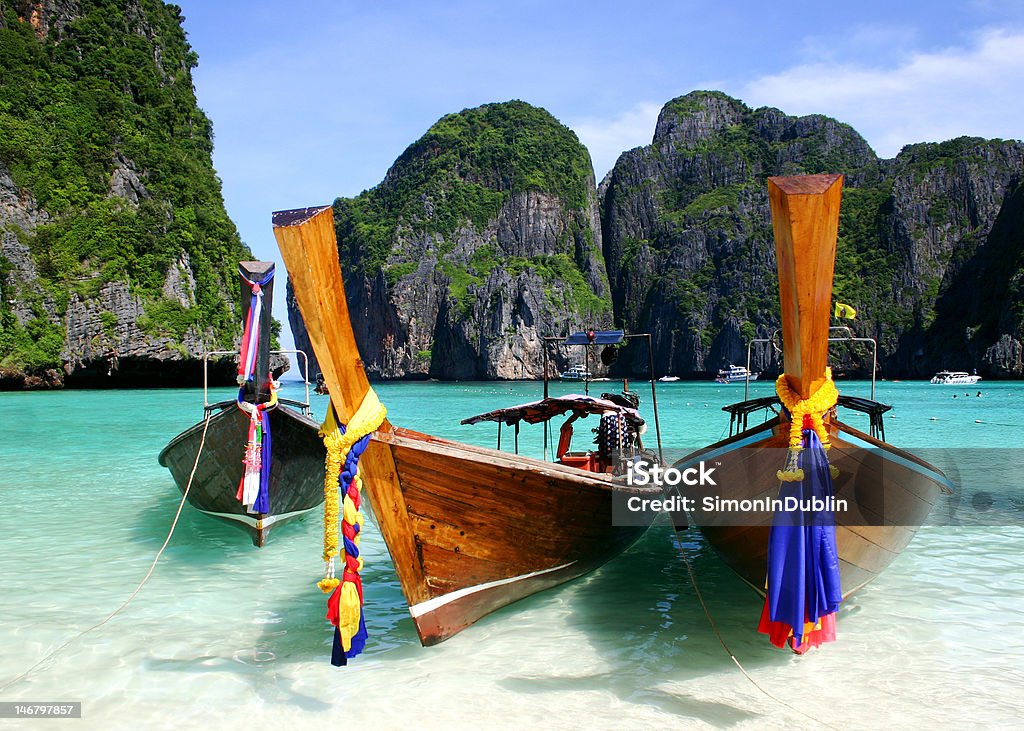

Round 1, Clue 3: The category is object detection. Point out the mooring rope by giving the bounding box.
[672,532,839,730]
[0,412,213,692]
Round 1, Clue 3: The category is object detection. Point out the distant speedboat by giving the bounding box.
[560,364,592,381]
[715,364,759,384]
[658,375,680,382]
[930,370,981,385]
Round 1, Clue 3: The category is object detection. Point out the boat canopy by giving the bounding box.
[563,330,625,345]
[461,394,642,427]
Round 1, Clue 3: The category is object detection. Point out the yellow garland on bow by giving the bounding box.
[775,367,840,482]
[316,390,387,595]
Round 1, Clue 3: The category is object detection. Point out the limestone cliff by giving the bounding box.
[0,0,251,388]
[601,91,1024,378]
[292,101,612,380]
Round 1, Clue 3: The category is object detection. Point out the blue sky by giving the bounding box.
[173,0,1024,354]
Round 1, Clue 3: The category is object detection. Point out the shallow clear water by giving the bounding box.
[1,379,1022,729]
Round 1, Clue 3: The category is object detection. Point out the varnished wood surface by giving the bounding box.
[159,404,326,546]
[273,205,660,644]
[273,204,430,606]
[383,427,650,643]
[675,418,947,597]
[768,173,843,399]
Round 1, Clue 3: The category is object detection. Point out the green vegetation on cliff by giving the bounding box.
[605,90,1024,377]
[0,0,249,371]
[337,101,594,272]
[324,100,610,379]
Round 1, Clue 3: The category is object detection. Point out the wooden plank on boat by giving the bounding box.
[768,173,843,399]
[272,206,430,606]
[239,260,275,403]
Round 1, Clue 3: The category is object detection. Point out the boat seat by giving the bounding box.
[559,452,597,472]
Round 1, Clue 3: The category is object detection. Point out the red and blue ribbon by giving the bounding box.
[758,427,843,652]
[326,418,373,665]
[238,267,274,384]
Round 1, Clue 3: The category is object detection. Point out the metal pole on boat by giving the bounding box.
[584,346,589,396]
[620,333,663,463]
[871,339,877,401]
[827,326,878,401]
[745,340,754,401]
[542,338,549,458]
[542,339,550,399]
[642,334,663,463]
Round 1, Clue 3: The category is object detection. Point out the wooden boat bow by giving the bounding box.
[272,205,429,609]
[271,206,385,427]
[272,203,659,646]
[672,172,951,614]
[768,173,843,398]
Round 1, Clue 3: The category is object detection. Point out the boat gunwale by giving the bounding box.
[157,401,321,467]
[381,426,663,495]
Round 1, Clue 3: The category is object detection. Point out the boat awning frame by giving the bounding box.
[461,394,643,427]
[562,330,625,345]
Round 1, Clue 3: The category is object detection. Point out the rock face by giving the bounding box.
[290,91,1024,381]
[300,101,612,380]
[602,92,879,375]
[0,0,252,388]
[11,0,80,40]
[602,91,1024,378]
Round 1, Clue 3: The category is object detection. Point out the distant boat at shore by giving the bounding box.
[658,375,680,382]
[560,364,592,381]
[714,364,759,384]
[930,370,981,385]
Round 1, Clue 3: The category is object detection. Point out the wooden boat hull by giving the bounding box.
[273,204,661,645]
[159,404,326,546]
[674,417,951,597]
[367,427,655,644]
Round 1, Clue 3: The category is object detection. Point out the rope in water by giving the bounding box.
[0,412,213,692]
[672,533,839,730]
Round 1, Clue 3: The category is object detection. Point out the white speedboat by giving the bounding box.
[930,370,981,385]
[658,375,680,382]
[560,364,592,381]
[715,364,760,384]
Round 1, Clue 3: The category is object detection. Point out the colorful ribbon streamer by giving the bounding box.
[237,267,274,384]
[759,427,843,653]
[318,391,387,666]
[236,385,277,514]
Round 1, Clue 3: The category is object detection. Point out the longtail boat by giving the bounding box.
[159,262,325,547]
[273,205,663,646]
[673,174,953,651]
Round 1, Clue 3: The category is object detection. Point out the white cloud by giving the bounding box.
[569,102,663,181]
[738,29,1024,158]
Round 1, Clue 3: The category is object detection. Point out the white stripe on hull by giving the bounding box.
[409,562,577,618]
[196,507,316,530]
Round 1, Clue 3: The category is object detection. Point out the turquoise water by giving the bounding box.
[1,379,1022,729]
